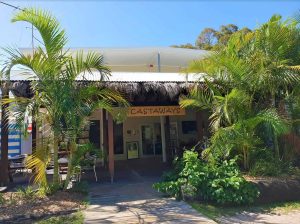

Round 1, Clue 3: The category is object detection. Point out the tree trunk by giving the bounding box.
[32,120,37,153]
[243,147,249,171]
[53,130,59,185]
[271,93,280,160]
[274,130,280,159]
[0,85,9,186]
[64,140,75,189]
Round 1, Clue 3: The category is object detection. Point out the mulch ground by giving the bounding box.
[0,190,86,222]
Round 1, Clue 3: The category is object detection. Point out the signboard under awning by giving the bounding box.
[127,106,185,117]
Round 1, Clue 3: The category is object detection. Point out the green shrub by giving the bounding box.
[247,147,296,177]
[70,181,89,195]
[153,150,260,204]
[37,211,84,224]
[161,157,184,182]
[0,193,5,205]
[17,186,37,200]
[250,159,293,176]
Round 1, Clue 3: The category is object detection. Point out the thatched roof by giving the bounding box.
[9,81,200,105]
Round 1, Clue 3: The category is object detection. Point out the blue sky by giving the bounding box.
[0,1,299,48]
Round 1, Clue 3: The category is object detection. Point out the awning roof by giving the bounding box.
[9,71,203,82]
[19,47,209,72]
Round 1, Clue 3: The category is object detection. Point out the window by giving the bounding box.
[182,121,197,134]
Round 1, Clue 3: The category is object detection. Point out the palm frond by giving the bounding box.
[25,137,52,185]
[12,8,67,57]
[245,109,290,136]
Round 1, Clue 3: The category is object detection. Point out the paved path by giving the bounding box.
[218,211,300,224]
[84,181,215,224]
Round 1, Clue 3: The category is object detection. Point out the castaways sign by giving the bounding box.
[127,106,185,117]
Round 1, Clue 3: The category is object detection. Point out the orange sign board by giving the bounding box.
[127,106,185,117]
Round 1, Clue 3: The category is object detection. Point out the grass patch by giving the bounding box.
[36,211,84,224]
[190,201,300,221]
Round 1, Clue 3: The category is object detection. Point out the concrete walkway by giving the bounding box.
[84,181,215,224]
[218,211,300,224]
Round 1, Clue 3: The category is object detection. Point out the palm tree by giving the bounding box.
[180,14,299,166]
[0,70,10,185]
[58,53,129,188]
[205,109,288,169]
[4,8,128,185]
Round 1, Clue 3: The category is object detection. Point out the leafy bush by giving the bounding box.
[36,183,62,196]
[17,186,37,200]
[70,181,89,195]
[0,193,5,205]
[37,211,84,224]
[161,157,184,182]
[153,150,259,204]
[248,147,296,177]
[250,159,293,176]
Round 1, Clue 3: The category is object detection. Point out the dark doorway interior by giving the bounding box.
[114,122,124,154]
[89,120,100,148]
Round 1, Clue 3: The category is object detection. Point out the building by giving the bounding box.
[8,47,210,181]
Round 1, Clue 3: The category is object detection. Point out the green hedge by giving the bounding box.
[153,150,259,205]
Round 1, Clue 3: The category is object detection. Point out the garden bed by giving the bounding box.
[0,190,86,223]
[245,176,300,204]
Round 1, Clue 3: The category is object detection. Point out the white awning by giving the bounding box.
[9,70,203,82]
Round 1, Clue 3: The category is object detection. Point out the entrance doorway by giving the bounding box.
[141,123,162,156]
[170,122,179,149]
[89,120,100,148]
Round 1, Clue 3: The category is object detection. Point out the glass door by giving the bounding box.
[154,123,162,155]
[141,125,154,155]
[170,122,179,148]
[141,124,162,156]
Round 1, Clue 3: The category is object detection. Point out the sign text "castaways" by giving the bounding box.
[127,106,185,117]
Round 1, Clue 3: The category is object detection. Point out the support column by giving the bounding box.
[103,110,108,169]
[196,111,204,141]
[32,120,36,153]
[99,109,104,166]
[160,116,166,163]
[108,113,114,183]
[203,110,210,137]
[165,116,171,164]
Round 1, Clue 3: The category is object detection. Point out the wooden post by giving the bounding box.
[0,85,9,185]
[196,111,204,141]
[103,110,108,169]
[32,120,36,153]
[165,116,172,164]
[99,109,104,166]
[160,116,166,162]
[108,113,114,183]
[203,110,210,137]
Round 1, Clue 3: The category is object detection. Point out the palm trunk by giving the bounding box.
[53,130,59,184]
[64,140,76,189]
[243,146,249,171]
[271,93,280,160]
[274,131,280,159]
[0,85,9,185]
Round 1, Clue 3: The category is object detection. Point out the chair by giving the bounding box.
[58,157,69,182]
[8,154,29,182]
[77,154,98,182]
